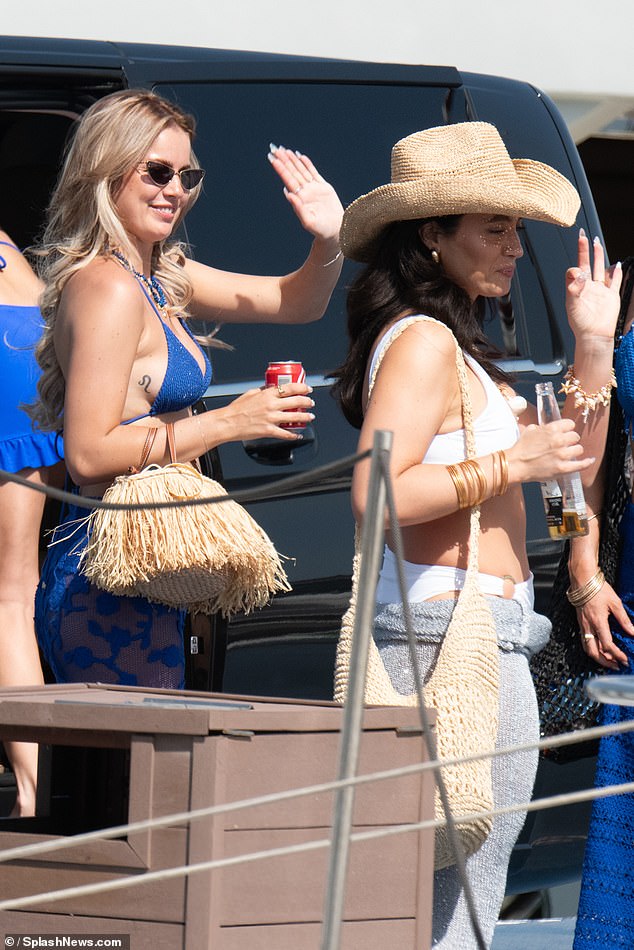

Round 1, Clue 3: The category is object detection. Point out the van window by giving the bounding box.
[157,81,571,383]
[156,81,452,383]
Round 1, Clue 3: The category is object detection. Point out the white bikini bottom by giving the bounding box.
[375,546,534,613]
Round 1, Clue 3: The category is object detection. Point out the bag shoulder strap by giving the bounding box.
[128,421,179,475]
[166,421,177,462]
[367,314,481,571]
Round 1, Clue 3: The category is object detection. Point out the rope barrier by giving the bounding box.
[0,448,370,511]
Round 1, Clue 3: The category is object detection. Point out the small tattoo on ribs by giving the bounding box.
[138,374,152,392]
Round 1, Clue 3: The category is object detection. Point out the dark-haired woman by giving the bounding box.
[331,123,623,947]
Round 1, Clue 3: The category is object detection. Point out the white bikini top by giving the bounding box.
[368,315,520,463]
[369,315,528,605]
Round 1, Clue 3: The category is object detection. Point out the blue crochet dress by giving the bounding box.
[35,280,211,690]
[0,242,63,472]
[573,327,634,948]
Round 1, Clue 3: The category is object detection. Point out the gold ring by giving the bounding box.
[583,632,596,641]
[277,383,284,397]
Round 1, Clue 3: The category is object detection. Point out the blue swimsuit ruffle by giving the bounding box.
[0,429,63,473]
[0,301,64,472]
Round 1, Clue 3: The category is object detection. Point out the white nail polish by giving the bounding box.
[269,143,278,153]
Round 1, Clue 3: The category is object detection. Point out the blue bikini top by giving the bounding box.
[615,328,634,435]
[123,279,212,425]
[0,239,19,269]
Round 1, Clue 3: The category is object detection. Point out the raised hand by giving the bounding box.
[268,144,343,243]
[565,229,622,341]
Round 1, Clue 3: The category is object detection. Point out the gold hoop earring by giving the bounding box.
[431,249,440,264]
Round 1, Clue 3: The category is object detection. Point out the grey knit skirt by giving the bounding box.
[374,596,551,949]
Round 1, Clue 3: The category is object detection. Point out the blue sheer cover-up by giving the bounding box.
[35,273,211,688]
[35,500,187,689]
[573,502,634,949]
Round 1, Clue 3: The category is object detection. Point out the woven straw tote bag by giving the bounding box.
[81,422,290,616]
[333,316,500,870]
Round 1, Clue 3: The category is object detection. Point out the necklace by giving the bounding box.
[111,250,167,310]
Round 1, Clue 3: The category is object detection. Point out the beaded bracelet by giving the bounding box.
[559,366,616,422]
[566,568,606,608]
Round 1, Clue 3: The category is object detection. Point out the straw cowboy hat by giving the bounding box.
[340,121,581,262]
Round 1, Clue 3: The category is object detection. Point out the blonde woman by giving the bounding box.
[0,231,64,816]
[30,89,343,690]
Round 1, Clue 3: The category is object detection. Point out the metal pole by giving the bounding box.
[321,429,393,950]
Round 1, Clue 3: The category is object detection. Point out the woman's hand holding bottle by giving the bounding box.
[505,417,594,485]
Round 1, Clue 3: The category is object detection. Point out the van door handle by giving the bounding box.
[242,425,315,465]
[495,358,564,376]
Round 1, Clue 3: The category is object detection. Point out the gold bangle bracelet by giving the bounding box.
[566,568,606,608]
[497,449,509,495]
[447,459,488,509]
[462,458,488,506]
[447,463,469,509]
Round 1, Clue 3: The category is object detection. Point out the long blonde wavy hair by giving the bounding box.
[30,88,206,431]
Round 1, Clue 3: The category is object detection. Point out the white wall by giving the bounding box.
[3,1,632,95]
[4,0,634,138]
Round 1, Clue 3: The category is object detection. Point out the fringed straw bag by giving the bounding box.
[333,316,499,870]
[81,422,291,616]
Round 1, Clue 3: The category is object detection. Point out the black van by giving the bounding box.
[0,35,601,898]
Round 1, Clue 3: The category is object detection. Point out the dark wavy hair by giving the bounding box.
[330,216,510,429]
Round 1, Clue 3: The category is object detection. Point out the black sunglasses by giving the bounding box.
[139,161,205,191]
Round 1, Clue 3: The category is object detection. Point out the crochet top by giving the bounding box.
[123,280,211,424]
[368,316,519,462]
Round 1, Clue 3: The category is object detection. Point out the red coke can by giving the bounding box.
[265,360,306,429]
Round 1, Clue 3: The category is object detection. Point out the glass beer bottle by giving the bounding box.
[535,381,589,539]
